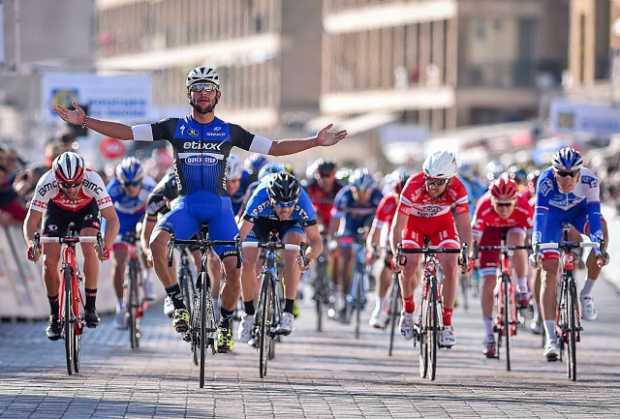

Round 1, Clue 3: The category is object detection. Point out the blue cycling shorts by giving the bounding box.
[155,191,239,257]
[539,208,588,259]
[117,212,143,237]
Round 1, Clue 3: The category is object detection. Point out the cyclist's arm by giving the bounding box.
[366,219,381,251]
[55,101,135,140]
[454,210,472,248]
[238,219,254,241]
[23,208,42,243]
[100,206,120,250]
[141,215,156,253]
[584,174,603,243]
[304,224,323,260]
[390,209,407,255]
[268,124,347,156]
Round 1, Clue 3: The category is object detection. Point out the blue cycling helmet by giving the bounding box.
[350,168,376,192]
[552,147,583,172]
[245,154,268,174]
[116,157,144,184]
[258,162,285,181]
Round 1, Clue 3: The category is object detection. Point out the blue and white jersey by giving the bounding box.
[107,176,156,216]
[131,116,272,196]
[333,185,383,224]
[243,183,317,227]
[533,167,603,244]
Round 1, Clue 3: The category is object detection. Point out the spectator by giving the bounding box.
[0,164,27,225]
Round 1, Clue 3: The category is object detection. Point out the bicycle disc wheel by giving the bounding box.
[428,284,438,381]
[567,280,577,381]
[418,297,428,379]
[258,275,273,378]
[199,273,207,388]
[63,269,74,376]
[388,277,401,357]
[503,275,511,371]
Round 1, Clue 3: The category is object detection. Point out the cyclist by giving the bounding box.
[231,154,264,216]
[107,157,157,329]
[366,168,408,328]
[332,168,383,321]
[458,162,486,215]
[390,151,472,348]
[237,172,322,340]
[533,147,608,361]
[305,159,344,233]
[471,174,532,357]
[55,65,346,352]
[526,169,544,335]
[225,153,244,198]
[23,152,120,339]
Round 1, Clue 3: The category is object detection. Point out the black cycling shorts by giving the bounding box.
[43,200,101,237]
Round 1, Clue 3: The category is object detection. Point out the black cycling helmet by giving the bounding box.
[267,172,301,205]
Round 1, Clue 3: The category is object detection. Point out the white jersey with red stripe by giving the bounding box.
[30,169,112,213]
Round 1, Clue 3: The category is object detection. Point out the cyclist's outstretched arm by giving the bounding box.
[268,124,347,156]
[55,100,133,140]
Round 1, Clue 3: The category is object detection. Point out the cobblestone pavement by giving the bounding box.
[0,277,619,418]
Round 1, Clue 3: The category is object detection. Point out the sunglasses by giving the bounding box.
[188,83,219,93]
[424,177,448,187]
[123,180,142,188]
[495,202,515,208]
[271,199,296,209]
[555,170,579,178]
[60,181,82,189]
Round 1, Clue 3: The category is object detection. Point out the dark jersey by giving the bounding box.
[145,170,178,219]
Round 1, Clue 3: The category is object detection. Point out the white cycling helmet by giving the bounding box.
[186,66,220,89]
[225,154,243,180]
[423,151,457,179]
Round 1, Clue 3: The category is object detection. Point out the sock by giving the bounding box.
[284,299,295,314]
[244,300,255,316]
[483,316,493,338]
[442,308,454,327]
[220,307,234,329]
[581,279,596,298]
[403,296,415,313]
[165,284,185,309]
[517,277,528,293]
[48,295,59,316]
[116,297,123,313]
[85,288,97,312]
[544,320,556,343]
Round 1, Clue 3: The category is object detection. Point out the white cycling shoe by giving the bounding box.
[399,312,415,340]
[163,296,175,318]
[238,314,255,343]
[580,295,598,321]
[439,326,456,348]
[544,340,560,361]
[369,304,389,329]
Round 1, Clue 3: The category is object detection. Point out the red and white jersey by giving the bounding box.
[398,172,469,218]
[30,169,112,213]
[471,192,533,238]
[374,193,398,228]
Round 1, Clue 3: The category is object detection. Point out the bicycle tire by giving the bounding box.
[63,268,74,376]
[72,273,81,374]
[179,266,193,321]
[388,275,401,357]
[72,324,80,373]
[567,278,578,381]
[191,292,200,367]
[199,272,207,388]
[428,278,438,381]
[460,272,469,311]
[258,273,273,378]
[503,274,511,371]
[355,271,362,339]
[128,262,139,350]
[315,260,326,332]
[418,293,428,378]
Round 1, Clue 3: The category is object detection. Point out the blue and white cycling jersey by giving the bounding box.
[243,183,316,227]
[533,167,603,246]
[333,185,383,237]
[107,176,156,236]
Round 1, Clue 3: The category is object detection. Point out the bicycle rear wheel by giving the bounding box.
[567,279,578,381]
[199,273,207,388]
[258,274,273,378]
[428,280,438,381]
[502,275,511,371]
[128,263,140,350]
[315,260,326,332]
[354,272,362,339]
[388,275,401,357]
[62,268,74,376]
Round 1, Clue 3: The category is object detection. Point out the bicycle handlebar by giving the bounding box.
[33,232,104,259]
[536,242,600,251]
[167,236,241,267]
[241,241,304,253]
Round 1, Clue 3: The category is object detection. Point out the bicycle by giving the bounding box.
[398,240,467,381]
[473,241,530,371]
[349,227,370,339]
[386,269,402,357]
[311,229,331,332]
[33,228,103,375]
[536,225,599,381]
[167,224,240,388]
[174,245,199,364]
[118,232,146,350]
[243,233,305,378]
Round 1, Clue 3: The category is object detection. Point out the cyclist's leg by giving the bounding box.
[282,227,305,301]
[336,235,354,313]
[398,231,422,339]
[507,228,527,291]
[112,242,128,302]
[579,217,607,319]
[434,222,460,329]
[478,228,501,346]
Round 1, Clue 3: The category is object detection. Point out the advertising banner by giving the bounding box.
[550,99,620,137]
[41,72,152,123]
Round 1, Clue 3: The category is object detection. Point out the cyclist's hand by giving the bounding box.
[528,253,540,268]
[55,98,86,126]
[144,248,154,267]
[315,123,348,147]
[365,249,377,264]
[388,257,401,273]
[297,254,311,270]
[98,245,111,261]
[27,244,40,262]
[596,251,609,268]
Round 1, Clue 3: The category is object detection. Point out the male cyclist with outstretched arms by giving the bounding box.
[55,66,346,351]
[471,174,532,357]
[108,157,157,329]
[23,152,120,339]
[237,172,322,340]
[390,151,472,348]
[533,147,608,361]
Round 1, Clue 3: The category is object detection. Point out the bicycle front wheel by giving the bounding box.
[567,278,578,381]
[388,276,401,357]
[128,263,140,350]
[428,280,438,381]
[354,272,363,339]
[199,273,207,388]
[63,268,74,376]
[258,274,273,378]
[502,275,511,371]
[418,295,429,379]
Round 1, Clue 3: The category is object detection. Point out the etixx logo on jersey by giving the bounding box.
[183,141,224,151]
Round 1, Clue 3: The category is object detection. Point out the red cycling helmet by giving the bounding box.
[490,173,518,202]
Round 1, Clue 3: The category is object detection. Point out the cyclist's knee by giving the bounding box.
[149,231,169,257]
[43,254,59,272]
